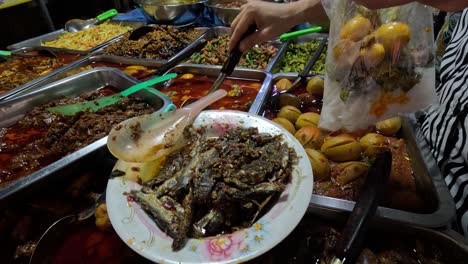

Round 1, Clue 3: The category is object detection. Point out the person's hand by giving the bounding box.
[229,0,313,52]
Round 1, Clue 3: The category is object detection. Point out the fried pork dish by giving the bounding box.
[0,54,80,94]
[0,88,158,188]
[187,35,278,69]
[126,126,297,250]
[102,26,202,60]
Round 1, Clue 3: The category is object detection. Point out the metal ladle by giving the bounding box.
[29,193,105,264]
[64,9,118,32]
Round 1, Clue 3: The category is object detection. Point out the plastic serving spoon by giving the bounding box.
[65,9,118,32]
[47,73,177,116]
[107,89,227,163]
[279,26,322,42]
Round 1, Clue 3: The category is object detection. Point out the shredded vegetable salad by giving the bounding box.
[42,22,132,51]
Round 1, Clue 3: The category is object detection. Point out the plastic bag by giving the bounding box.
[319,0,436,131]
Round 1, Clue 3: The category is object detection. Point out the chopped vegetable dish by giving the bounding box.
[279,40,327,74]
[188,35,278,70]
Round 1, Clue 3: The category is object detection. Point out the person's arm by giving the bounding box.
[229,0,327,52]
[356,0,466,12]
[230,0,467,52]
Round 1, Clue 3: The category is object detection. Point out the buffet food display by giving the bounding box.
[0,14,463,263]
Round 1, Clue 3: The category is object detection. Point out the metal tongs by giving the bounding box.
[270,37,327,110]
[331,151,392,264]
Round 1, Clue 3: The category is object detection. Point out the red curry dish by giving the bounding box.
[0,88,159,188]
[161,73,262,111]
[264,77,429,213]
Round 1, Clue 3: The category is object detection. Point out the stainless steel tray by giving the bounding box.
[93,26,211,64]
[269,33,328,74]
[253,73,455,228]
[0,67,173,201]
[184,26,285,72]
[0,47,90,101]
[285,212,468,260]
[12,55,166,98]
[6,20,145,53]
[158,64,272,115]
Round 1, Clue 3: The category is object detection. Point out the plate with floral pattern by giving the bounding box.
[106,110,313,263]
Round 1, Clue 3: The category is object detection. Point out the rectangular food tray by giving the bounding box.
[184,26,286,72]
[269,33,328,74]
[0,67,173,201]
[0,47,90,101]
[6,20,145,53]
[92,26,211,65]
[159,64,272,114]
[254,73,455,228]
[11,55,166,98]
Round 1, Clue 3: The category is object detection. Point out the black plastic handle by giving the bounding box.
[221,24,257,75]
[298,37,327,79]
[334,151,392,263]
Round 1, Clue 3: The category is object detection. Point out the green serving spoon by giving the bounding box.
[64,9,119,32]
[47,73,177,116]
[279,26,322,42]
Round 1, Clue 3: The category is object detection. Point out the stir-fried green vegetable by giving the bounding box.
[279,40,327,75]
[187,35,279,70]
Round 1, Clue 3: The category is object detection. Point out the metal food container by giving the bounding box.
[185,26,286,72]
[6,20,145,53]
[0,67,173,201]
[205,0,240,26]
[254,73,455,228]
[260,212,468,261]
[157,64,272,114]
[12,55,166,97]
[93,26,210,64]
[0,47,89,101]
[135,0,207,25]
[269,33,328,74]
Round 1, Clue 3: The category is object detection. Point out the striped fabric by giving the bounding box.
[420,8,468,235]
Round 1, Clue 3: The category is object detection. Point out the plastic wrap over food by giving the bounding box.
[319,0,436,131]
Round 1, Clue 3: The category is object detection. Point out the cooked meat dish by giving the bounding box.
[187,35,278,69]
[0,88,159,188]
[0,54,81,94]
[126,126,297,250]
[103,25,202,60]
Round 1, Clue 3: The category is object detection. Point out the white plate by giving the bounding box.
[106,110,313,264]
